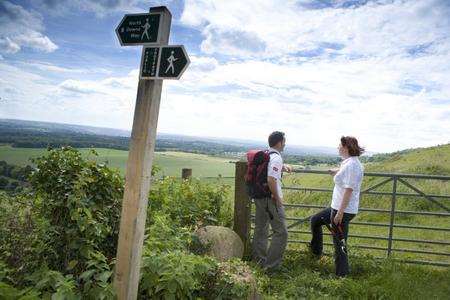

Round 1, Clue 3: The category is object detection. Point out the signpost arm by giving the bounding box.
[113,6,171,300]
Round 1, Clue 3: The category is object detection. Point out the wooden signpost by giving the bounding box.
[113,6,190,299]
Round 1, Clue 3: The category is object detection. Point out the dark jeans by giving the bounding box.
[310,207,355,276]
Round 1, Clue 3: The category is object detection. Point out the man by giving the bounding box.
[252,131,292,271]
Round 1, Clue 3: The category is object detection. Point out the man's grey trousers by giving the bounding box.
[252,197,288,270]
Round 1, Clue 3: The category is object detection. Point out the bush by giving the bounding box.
[139,250,257,300]
[1,147,121,297]
[0,192,45,285]
[144,214,193,254]
[29,147,124,272]
[0,177,8,189]
[27,267,79,299]
[141,177,255,299]
[210,259,255,299]
[139,251,216,299]
[0,147,246,299]
[148,177,232,229]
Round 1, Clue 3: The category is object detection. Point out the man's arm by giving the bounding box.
[268,176,282,206]
[334,188,353,224]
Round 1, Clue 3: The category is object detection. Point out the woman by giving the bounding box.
[309,136,364,277]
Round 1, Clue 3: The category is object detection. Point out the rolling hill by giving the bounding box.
[0,118,340,156]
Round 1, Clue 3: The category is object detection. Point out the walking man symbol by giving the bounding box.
[141,18,151,40]
[165,51,178,74]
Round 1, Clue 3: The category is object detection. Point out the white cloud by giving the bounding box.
[2,51,448,152]
[19,61,114,75]
[0,37,20,54]
[0,1,58,54]
[173,0,450,152]
[0,61,139,129]
[59,80,101,94]
[21,62,85,73]
[189,55,219,72]
[14,32,58,53]
[200,28,266,57]
[181,0,450,59]
[1,0,449,153]
[155,59,445,152]
[37,0,146,17]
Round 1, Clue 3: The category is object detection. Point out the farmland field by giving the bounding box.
[0,145,236,177]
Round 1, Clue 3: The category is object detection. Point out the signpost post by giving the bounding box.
[113,6,189,299]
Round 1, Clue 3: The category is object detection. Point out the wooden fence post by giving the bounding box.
[233,161,251,258]
[182,168,192,180]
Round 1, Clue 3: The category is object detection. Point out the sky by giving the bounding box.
[0,0,449,153]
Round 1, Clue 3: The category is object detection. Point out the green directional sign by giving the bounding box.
[140,45,190,80]
[116,13,161,46]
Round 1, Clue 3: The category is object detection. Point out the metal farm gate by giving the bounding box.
[233,162,450,267]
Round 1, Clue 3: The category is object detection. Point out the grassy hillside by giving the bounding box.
[0,145,235,177]
[365,144,450,174]
[278,144,450,266]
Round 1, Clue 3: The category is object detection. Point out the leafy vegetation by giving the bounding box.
[0,147,251,299]
[0,160,32,192]
[0,147,123,299]
[1,144,449,299]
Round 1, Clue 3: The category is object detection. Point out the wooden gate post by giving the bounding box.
[233,161,251,258]
[182,168,192,180]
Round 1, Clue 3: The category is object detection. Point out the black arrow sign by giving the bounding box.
[116,13,161,46]
[140,45,190,80]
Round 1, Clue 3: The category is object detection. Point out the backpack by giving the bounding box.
[245,150,278,199]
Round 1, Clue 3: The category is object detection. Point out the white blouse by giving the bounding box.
[331,156,364,214]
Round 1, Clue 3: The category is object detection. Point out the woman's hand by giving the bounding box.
[283,164,293,173]
[333,211,344,225]
[328,168,339,176]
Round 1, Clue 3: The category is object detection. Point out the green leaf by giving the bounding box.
[96,271,112,283]
[67,260,78,271]
[79,269,96,281]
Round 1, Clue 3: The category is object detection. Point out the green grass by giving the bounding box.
[255,249,450,299]
[0,145,236,177]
